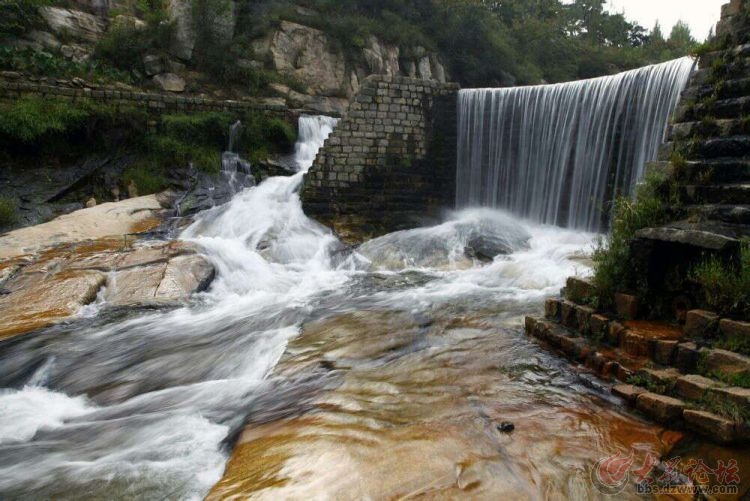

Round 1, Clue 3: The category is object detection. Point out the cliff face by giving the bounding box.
[4,1,448,114]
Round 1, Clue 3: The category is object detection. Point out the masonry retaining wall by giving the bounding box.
[300,75,459,242]
[0,78,332,120]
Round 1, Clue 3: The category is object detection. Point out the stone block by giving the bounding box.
[565,276,594,302]
[675,374,722,400]
[612,384,646,404]
[683,410,737,444]
[575,305,595,337]
[560,301,578,329]
[616,364,634,382]
[719,318,750,339]
[704,349,750,376]
[525,316,538,335]
[639,368,680,389]
[674,342,700,372]
[590,314,609,339]
[654,340,678,365]
[544,298,561,320]
[544,325,571,348]
[708,386,750,408]
[614,292,639,319]
[684,310,719,338]
[560,336,591,361]
[636,393,686,423]
[622,331,651,358]
[607,321,626,346]
[585,352,608,373]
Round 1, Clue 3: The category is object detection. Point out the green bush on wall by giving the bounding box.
[691,240,750,320]
[591,170,677,309]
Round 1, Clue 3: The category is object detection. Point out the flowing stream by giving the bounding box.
[456,57,695,232]
[0,114,733,499]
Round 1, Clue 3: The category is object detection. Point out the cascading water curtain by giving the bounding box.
[456,57,695,232]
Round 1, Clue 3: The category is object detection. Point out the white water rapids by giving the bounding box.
[0,115,596,499]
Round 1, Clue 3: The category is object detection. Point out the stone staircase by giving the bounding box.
[524,278,750,445]
[627,1,750,315]
[520,0,750,450]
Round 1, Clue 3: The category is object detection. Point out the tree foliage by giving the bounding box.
[231,0,699,87]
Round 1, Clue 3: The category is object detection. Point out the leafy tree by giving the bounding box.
[668,20,696,54]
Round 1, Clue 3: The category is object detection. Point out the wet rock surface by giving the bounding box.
[0,238,214,340]
[208,310,689,500]
[0,196,214,340]
[0,194,167,259]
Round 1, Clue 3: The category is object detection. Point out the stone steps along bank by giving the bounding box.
[524,278,750,446]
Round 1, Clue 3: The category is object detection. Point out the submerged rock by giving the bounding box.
[358,209,531,271]
[497,421,515,433]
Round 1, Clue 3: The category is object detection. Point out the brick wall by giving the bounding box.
[300,75,459,243]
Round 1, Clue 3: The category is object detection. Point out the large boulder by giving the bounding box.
[268,21,347,96]
[0,270,107,340]
[153,72,186,92]
[39,7,105,43]
[105,254,214,307]
[0,239,215,339]
[143,54,165,76]
[362,36,400,76]
[26,30,61,51]
[168,0,235,61]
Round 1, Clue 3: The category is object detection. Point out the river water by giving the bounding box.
[0,116,741,499]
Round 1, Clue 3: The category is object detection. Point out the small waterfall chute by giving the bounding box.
[456,57,695,232]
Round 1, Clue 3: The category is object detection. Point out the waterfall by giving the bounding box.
[294,115,339,171]
[456,57,695,232]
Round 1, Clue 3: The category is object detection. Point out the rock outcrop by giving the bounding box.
[38,6,105,43]
[0,239,215,340]
[167,0,236,61]
[265,21,347,96]
[0,195,167,260]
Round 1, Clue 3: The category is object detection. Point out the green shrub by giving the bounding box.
[591,171,675,308]
[0,98,89,142]
[266,118,296,152]
[0,0,49,39]
[715,334,750,357]
[161,112,233,147]
[123,162,167,195]
[0,46,133,83]
[691,240,750,319]
[146,136,220,174]
[0,98,148,154]
[0,197,17,227]
[700,392,750,423]
[94,1,172,74]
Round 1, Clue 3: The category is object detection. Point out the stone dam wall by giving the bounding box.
[300,75,459,242]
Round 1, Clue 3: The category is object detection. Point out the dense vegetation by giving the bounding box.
[226,0,699,86]
[0,97,296,196]
[1,0,701,89]
[590,169,678,311]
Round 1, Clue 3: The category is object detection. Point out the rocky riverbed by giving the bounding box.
[0,193,215,340]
